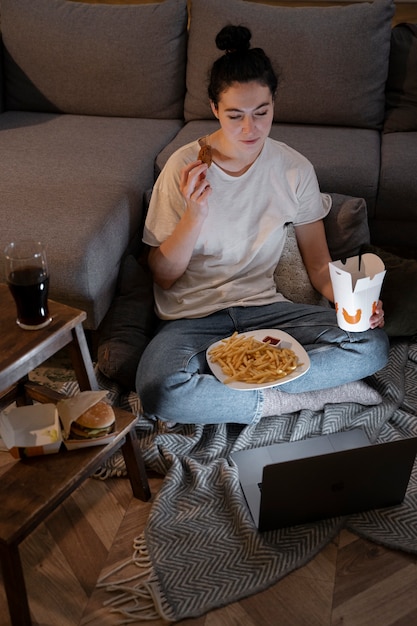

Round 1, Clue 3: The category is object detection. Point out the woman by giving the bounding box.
[136,25,388,425]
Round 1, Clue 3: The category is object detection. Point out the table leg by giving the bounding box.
[24,381,66,404]
[0,542,32,626]
[68,324,99,391]
[121,428,151,501]
[0,379,31,410]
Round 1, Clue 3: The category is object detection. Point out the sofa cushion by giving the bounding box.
[274,193,370,306]
[360,244,417,337]
[269,126,381,217]
[97,254,158,391]
[376,132,417,236]
[0,111,183,329]
[273,223,326,307]
[1,0,188,118]
[323,195,370,262]
[384,23,417,133]
[155,120,381,215]
[185,0,394,128]
[0,41,4,113]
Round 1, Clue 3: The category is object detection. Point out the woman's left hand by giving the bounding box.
[370,300,385,329]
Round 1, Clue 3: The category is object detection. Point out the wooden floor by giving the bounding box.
[1,449,417,626]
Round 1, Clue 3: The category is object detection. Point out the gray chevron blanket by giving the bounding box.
[97,338,417,623]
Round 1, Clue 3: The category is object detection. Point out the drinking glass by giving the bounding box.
[4,240,52,330]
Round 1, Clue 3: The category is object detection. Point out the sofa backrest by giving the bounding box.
[384,22,417,133]
[0,34,4,114]
[186,0,395,129]
[0,0,188,119]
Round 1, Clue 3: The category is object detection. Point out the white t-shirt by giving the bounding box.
[143,137,331,320]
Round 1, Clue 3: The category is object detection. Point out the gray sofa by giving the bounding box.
[0,0,416,331]
[0,0,187,329]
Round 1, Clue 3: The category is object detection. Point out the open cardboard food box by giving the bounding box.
[0,391,117,458]
[329,253,386,332]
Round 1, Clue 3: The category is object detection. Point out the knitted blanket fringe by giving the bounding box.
[97,533,174,623]
[94,339,417,623]
[88,340,417,622]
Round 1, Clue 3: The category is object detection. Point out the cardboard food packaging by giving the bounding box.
[329,254,386,332]
[58,390,117,450]
[0,391,117,458]
[0,403,62,458]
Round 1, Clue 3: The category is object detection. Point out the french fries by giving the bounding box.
[208,332,301,384]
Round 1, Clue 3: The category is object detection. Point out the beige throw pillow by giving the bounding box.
[274,193,370,305]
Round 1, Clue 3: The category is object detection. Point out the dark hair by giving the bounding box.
[208,25,278,107]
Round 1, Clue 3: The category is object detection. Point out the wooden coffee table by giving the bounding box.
[0,285,151,625]
[0,283,98,406]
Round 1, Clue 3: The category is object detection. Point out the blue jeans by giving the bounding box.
[136,302,389,425]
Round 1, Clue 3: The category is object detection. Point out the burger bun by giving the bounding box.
[69,401,115,440]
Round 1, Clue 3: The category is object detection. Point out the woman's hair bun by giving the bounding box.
[215,25,251,54]
[208,24,278,105]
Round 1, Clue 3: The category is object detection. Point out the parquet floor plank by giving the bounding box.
[240,571,334,626]
[45,496,109,593]
[2,451,417,626]
[332,536,417,626]
[0,460,131,626]
[334,536,416,602]
[80,475,163,626]
[58,478,128,552]
[20,522,88,626]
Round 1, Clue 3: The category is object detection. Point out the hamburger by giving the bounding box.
[69,401,115,440]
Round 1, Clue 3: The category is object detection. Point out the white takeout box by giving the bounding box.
[57,390,117,450]
[0,391,116,457]
[57,390,108,439]
[329,253,386,332]
[0,404,62,458]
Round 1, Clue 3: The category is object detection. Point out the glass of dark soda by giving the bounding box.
[4,240,52,330]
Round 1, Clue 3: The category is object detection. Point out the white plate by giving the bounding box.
[206,329,310,391]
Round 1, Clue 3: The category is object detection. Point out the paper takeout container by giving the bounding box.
[0,404,62,458]
[0,391,117,457]
[58,390,117,450]
[329,254,386,332]
[57,390,108,438]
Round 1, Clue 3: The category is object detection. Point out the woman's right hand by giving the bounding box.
[179,160,212,219]
[148,161,212,290]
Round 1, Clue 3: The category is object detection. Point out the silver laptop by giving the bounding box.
[231,430,417,532]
